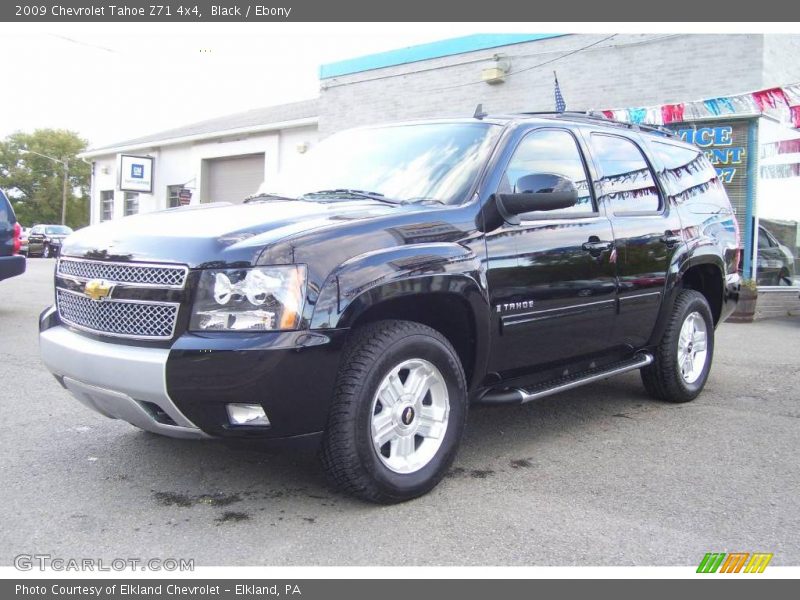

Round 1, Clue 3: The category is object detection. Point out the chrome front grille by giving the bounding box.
[55,258,187,340]
[56,289,179,340]
[57,258,188,288]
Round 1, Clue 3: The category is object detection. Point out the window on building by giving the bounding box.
[100,190,114,221]
[590,134,662,214]
[124,192,139,216]
[167,185,182,208]
[499,128,595,216]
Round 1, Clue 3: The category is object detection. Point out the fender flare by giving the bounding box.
[310,243,491,386]
[648,248,726,346]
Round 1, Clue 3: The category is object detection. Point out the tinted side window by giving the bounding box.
[0,191,12,225]
[589,134,661,214]
[651,141,720,203]
[501,129,594,215]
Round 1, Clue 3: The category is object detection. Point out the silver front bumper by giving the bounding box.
[40,325,209,439]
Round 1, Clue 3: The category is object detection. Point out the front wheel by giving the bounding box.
[641,289,714,403]
[42,244,51,258]
[319,320,467,503]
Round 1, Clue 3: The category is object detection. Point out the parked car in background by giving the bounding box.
[27,224,74,258]
[0,190,25,282]
[756,225,795,286]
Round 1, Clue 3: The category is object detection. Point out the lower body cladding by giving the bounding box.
[38,307,347,442]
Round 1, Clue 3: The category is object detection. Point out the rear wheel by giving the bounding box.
[641,289,714,403]
[320,320,467,503]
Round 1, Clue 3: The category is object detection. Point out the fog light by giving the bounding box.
[226,403,270,427]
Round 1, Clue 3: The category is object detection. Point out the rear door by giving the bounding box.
[484,126,618,377]
[584,132,683,349]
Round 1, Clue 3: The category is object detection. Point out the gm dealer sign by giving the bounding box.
[119,154,154,193]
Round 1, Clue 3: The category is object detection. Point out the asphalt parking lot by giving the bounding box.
[1,258,799,566]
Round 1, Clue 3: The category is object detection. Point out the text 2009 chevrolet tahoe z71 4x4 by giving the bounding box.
[40,113,740,503]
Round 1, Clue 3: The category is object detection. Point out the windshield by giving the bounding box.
[45,226,72,235]
[262,122,501,205]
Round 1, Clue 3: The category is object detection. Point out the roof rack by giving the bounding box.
[512,111,678,138]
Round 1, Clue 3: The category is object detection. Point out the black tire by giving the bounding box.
[42,244,50,258]
[641,289,715,403]
[319,320,467,504]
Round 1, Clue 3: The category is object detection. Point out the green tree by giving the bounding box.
[0,129,91,229]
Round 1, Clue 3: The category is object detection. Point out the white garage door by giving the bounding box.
[205,153,265,204]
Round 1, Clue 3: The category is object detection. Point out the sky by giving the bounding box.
[0,23,486,148]
[4,22,787,150]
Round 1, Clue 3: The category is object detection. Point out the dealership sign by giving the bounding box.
[119,154,154,193]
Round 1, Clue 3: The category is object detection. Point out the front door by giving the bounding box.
[485,127,617,379]
[27,226,44,255]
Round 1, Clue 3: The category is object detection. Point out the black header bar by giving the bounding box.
[3,1,800,22]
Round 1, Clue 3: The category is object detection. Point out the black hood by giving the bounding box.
[61,200,409,268]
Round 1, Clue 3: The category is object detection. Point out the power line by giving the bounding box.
[48,33,120,55]
[321,33,626,92]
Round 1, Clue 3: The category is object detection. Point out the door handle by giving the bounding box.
[660,233,683,248]
[582,240,613,254]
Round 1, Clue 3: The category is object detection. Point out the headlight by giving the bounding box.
[189,265,306,332]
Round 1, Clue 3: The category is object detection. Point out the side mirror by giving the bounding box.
[496,174,579,220]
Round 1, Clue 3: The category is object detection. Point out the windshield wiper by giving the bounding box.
[243,192,297,204]
[403,197,446,205]
[301,189,402,205]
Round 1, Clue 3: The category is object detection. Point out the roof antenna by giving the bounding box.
[473,103,488,120]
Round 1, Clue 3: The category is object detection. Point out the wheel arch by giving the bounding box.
[680,259,724,325]
[343,286,488,390]
[309,243,491,391]
[648,253,726,347]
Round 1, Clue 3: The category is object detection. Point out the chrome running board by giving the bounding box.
[479,353,654,405]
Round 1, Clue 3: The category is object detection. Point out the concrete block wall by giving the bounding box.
[762,35,800,89]
[319,34,771,136]
[755,288,800,320]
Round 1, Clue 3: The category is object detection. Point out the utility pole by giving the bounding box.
[20,149,70,225]
[61,158,69,225]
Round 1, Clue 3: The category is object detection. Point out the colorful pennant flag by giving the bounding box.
[595,81,800,130]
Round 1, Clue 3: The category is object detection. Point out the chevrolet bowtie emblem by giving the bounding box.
[84,279,113,301]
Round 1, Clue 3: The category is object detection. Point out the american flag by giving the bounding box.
[554,71,566,113]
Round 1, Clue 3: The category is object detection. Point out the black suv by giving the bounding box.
[39,113,740,503]
[0,189,25,282]
[27,224,74,258]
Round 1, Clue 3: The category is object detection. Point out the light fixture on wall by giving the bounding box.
[481,53,510,85]
[101,166,110,175]
[296,142,310,154]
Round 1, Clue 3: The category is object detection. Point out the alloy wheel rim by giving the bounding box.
[370,358,450,474]
[677,311,708,384]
